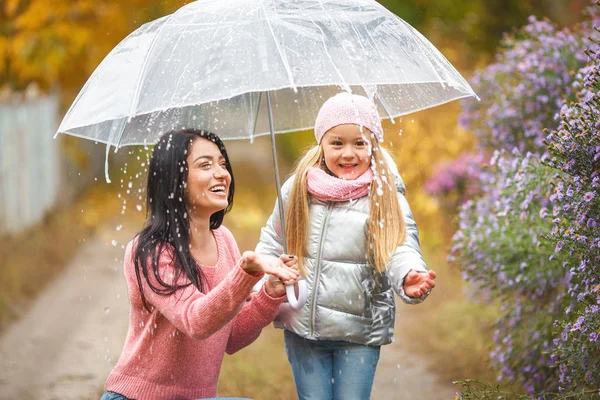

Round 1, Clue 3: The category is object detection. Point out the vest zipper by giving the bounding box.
[309,203,333,338]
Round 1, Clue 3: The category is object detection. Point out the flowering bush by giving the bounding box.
[452,5,600,397]
[544,46,600,390]
[449,150,569,393]
[424,152,483,210]
[458,17,587,155]
[432,16,592,222]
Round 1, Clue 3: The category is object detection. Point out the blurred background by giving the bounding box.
[0,1,593,399]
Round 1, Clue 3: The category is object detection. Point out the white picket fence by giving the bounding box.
[0,93,61,235]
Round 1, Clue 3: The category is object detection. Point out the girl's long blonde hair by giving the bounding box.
[285,139,406,275]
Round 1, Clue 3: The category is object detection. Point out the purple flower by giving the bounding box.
[583,192,595,202]
[566,187,574,197]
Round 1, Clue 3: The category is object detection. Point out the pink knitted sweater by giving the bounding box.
[105,226,284,400]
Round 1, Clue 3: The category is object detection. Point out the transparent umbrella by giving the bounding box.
[56,0,477,309]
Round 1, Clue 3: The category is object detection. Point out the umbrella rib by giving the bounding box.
[259,2,297,92]
[298,3,350,92]
[314,0,362,82]
[374,92,394,122]
[390,14,451,89]
[323,2,407,104]
[356,8,408,85]
[118,15,175,148]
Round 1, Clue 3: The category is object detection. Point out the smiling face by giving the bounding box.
[321,124,372,180]
[185,137,231,218]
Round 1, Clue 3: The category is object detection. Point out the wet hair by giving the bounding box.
[133,128,235,311]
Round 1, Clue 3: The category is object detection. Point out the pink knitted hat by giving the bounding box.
[314,92,383,143]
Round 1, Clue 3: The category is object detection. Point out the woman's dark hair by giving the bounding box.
[133,128,235,311]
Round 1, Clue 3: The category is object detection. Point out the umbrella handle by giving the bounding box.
[285,280,308,310]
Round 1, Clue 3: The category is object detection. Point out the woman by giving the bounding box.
[101,128,299,400]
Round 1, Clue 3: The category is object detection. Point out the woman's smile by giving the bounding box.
[208,183,227,196]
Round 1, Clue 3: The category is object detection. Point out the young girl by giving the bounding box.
[101,129,299,400]
[256,93,436,400]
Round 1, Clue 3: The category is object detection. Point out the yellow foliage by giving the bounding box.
[0,0,190,92]
[383,101,476,248]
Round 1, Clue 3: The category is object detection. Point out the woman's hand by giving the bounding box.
[264,254,298,298]
[402,270,436,298]
[241,251,299,283]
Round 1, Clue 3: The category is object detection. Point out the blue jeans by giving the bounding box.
[284,330,381,400]
[100,391,130,400]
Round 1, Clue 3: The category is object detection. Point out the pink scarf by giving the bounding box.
[307,167,373,202]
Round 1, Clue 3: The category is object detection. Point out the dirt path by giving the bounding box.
[0,222,133,400]
[372,331,457,399]
[0,220,455,400]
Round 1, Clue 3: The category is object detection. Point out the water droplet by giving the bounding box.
[116,225,122,231]
[111,240,117,246]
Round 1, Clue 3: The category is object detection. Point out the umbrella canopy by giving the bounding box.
[57,0,477,147]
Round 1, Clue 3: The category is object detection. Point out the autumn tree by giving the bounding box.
[0,0,188,94]
[379,0,587,66]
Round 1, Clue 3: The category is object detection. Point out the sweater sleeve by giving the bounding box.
[221,231,285,353]
[225,286,285,354]
[125,241,263,340]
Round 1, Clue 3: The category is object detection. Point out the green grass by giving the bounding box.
[218,326,297,399]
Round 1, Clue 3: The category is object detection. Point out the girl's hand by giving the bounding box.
[402,270,436,298]
[265,255,298,298]
[241,251,299,283]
